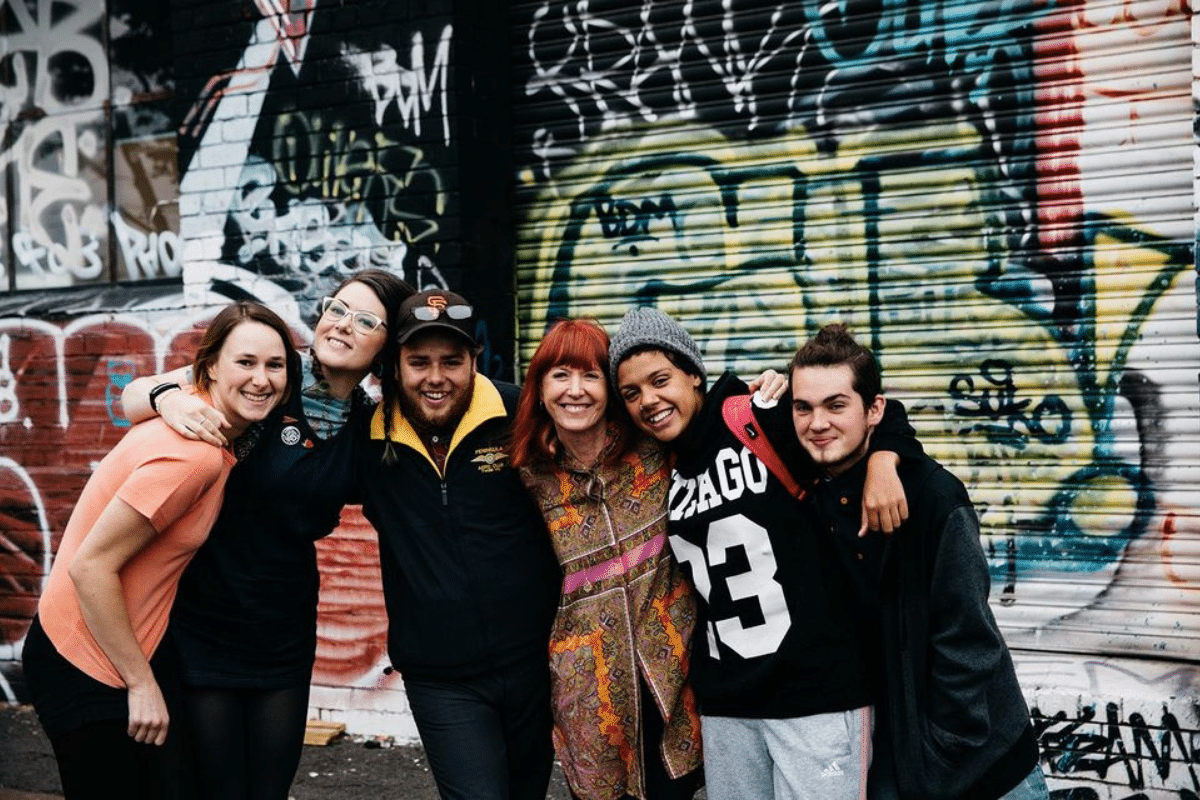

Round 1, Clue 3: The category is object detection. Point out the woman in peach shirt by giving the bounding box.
[22,302,298,799]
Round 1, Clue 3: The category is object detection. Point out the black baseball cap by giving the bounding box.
[395,290,476,346]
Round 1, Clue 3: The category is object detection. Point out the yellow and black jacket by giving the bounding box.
[356,375,561,680]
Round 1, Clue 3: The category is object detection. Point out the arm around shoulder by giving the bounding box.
[121,366,192,423]
[122,367,228,446]
[870,398,924,461]
[859,399,925,534]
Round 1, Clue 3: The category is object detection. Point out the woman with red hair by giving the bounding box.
[511,319,786,800]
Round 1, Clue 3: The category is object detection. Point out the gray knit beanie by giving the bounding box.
[608,307,707,387]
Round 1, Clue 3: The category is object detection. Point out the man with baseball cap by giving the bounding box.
[355,290,562,800]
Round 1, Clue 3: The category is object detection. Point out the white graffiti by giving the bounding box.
[0,335,19,425]
[225,156,410,277]
[6,113,107,282]
[110,212,182,280]
[181,9,449,284]
[11,225,104,282]
[410,254,449,292]
[179,16,288,265]
[0,0,108,115]
[1,0,110,287]
[342,25,454,146]
[524,0,803,146]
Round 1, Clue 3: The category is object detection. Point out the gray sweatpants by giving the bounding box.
[701,706,872,800]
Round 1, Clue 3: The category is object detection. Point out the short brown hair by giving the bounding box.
[789,324,881,406]
[193,302,300,405]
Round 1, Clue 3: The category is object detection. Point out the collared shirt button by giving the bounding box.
[840,496,850,505]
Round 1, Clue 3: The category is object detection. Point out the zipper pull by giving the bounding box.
[441,481,448,506]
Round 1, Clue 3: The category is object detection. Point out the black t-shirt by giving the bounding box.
[170,388,365,688]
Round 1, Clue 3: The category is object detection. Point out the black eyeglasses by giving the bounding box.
[411,304,472,321]
[320,296,387,334]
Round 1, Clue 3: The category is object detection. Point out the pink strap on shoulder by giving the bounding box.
[721,394,806,500]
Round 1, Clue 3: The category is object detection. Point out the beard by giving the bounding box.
[398,373,476,435]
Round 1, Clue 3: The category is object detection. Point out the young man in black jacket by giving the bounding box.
[356,290,561,800]
[610,307,919,800]
[790,324,1047,800]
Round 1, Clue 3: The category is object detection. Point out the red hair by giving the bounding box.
[511,319,633,469]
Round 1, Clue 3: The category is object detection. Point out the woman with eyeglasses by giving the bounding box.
[121,270,414,800]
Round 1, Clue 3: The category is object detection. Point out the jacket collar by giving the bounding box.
[370,374,507,461]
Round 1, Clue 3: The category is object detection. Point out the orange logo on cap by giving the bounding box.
[426,296,448,311]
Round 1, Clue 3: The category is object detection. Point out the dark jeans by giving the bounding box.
[403,653,554,800]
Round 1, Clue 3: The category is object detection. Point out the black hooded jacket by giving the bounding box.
[355,376,562,680]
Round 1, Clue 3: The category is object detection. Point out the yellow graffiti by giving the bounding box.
[518,118,1189,630]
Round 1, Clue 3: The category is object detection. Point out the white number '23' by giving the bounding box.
[671,515,790,659]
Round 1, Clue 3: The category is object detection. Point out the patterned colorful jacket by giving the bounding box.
[520,433,702,800]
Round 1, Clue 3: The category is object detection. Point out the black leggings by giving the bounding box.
[49,718,196,800]
[183,684,310,800]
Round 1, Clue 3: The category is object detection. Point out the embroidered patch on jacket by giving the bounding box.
[472,447,508,473]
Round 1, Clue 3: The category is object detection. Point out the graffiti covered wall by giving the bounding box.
[172,0,515,377]
[511,0,1200,797]
[0,0,1198,790]
[0,0,512,739]
[1,0,179,288]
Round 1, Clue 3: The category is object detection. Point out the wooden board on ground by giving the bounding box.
[303,719,346,746]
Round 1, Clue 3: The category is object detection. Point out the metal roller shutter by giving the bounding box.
[510,0,1199,795]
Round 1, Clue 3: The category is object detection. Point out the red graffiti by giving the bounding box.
[315,506,389,684]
